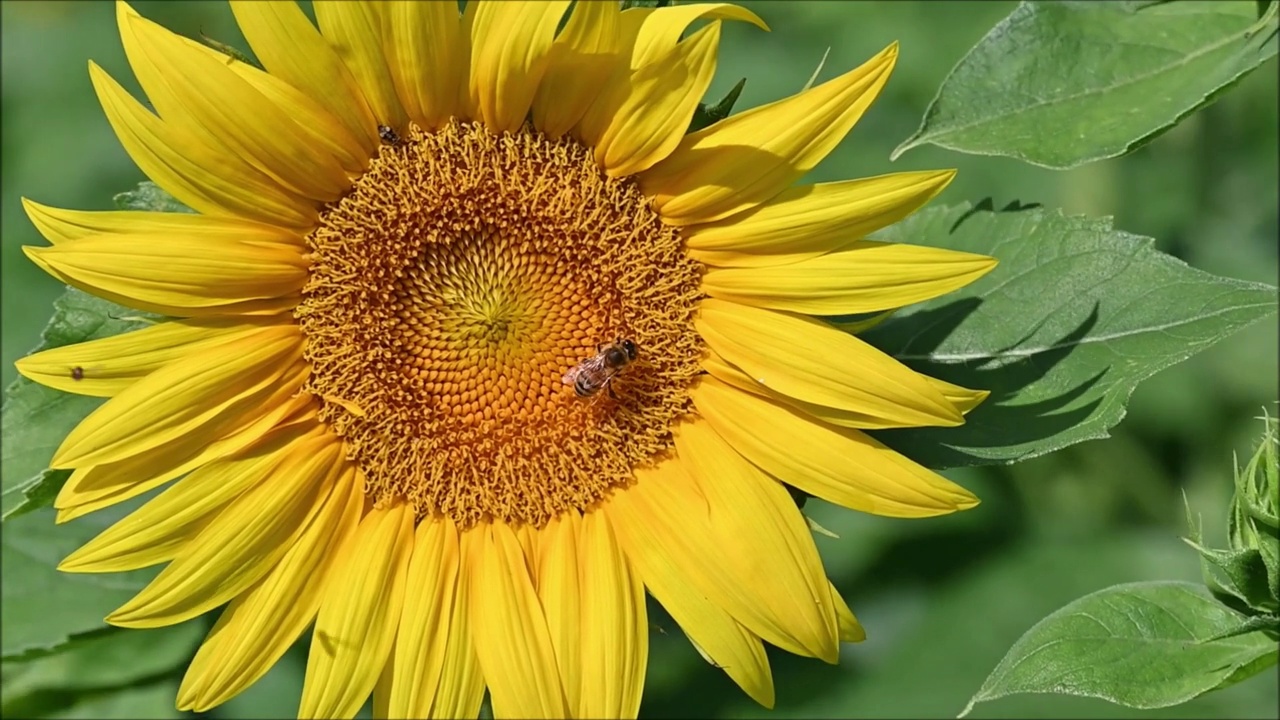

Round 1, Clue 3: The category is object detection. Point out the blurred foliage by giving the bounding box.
[0,1,1276,718]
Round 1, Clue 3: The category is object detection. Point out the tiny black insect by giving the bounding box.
[378,124,401,146]
[71,366,84,381]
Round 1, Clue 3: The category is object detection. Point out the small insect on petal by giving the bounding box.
[71,366,85,381]
[378,125,402,146]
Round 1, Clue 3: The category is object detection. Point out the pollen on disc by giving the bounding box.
[297,121,703,529]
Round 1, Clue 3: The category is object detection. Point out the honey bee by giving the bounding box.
[562,339,637,400]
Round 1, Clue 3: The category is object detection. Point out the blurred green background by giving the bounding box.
[1,1,1276,718]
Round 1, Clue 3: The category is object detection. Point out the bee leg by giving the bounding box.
[606,379,620,402]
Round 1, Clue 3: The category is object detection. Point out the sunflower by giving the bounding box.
[16,1,997,717]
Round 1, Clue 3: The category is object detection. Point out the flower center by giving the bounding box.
[297,121,702,528]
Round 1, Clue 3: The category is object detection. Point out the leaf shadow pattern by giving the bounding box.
[948,196,1042,234]
[869,302,1106,469]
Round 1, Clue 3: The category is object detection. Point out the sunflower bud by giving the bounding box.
[1185,411,1280,618]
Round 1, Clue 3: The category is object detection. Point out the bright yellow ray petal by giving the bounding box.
[703,240,997,315]
[88,61,317,230]
[24,234,306,315]
[155,14,368,176]
[54,390,314,521]
[15,316,286,398]
[577,510,648,719]
[641,43,898,225]
[467,522,568,718]
[829,581,867,643]
[106,434,342,628]
[594,22,721,177]
[675,420,839,662]
[697,299,963,428]
[50,325,304,469]
[534,512,582,713]
[630,3,768,68]
[604,457,827,660]
[926,375,990,415]
[299,502,414,719]
[177,463,362,712]
[385,0,464,130]
[684,170,955,267]
[20,198,303,247]
[468,0,571,133]
[702,346,891,429]
[426,560,486,719]
[230,0,379,154]
[313,1,408,129]
[532,0,620,139]
[705,345,988,427]
[692,376,979,517]
[58,422,322,573]
[604,478,775,708]
[119,6,351,202]
[386,518,460,718]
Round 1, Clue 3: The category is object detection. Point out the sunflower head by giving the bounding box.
[16,1,997,718]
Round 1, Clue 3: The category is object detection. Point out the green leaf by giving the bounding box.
[960,581,1278,717]
[1184,541,1276,613]
[620,0,674,9]
[862,201,1279,469]
[688,78,746,133]
[892,1,1280,169]
[1,290,152,519]
[1,623,202,709]
[1,506,162,658]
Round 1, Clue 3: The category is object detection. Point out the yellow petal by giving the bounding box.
[385,518,462,718]
[51,324,304,469]
[155,12,368,176]
[15,316,287,398]
[630,3,768,69]
[468,0,571,133]
[675,420,838,661]
[426,557,486,719]
[23,240,301,320]
[577,510,648,719]
[532,0,620,139]
[313,1,407,129]
[829,581,866,643]
[58,422,323,573]
[605,478,775,708]
[54,390,314,521]
[20,197,303,247]
[926,375,990,415]
[692,376,979,517]
[23,233,306,314]
[385,0,464,130]
[606,456,829,660]
[701,346,890,429]
[88,61,317,230]
[466,522,568,718]
[684,170,956,267]
[703,240,997,315]
[177,463,362,712]
[230,0,379,154]
[641,43,898,225]
[594,22,721,177]
[534,512,582,713]
[829,309,896,335]
[300,502,414,719]
[697,299,962,428]
[119,6,351,202]
[106,433,342,628]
